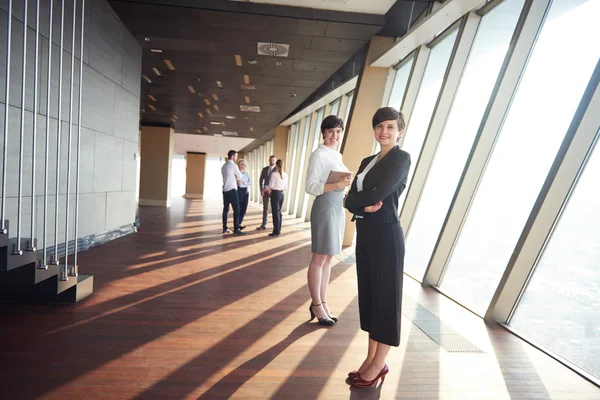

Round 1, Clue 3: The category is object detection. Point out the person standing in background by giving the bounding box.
[267,159,288,237]
[237,159,251,230]
[221,150,246,236]
[257,155,277,230]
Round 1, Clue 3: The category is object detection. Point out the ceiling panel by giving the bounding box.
[227,0,397,15]
[109,0,385,140]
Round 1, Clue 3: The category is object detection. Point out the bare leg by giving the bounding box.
[307,253,329,319]
[320,255,334,317]
[355,335,378,374]
[359,339,391,381]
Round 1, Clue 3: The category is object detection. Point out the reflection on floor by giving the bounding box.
[0,198,598,399]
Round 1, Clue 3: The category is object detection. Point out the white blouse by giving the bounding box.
[269,171,288,191]
[356,154,379,192]
[305,144,349,196]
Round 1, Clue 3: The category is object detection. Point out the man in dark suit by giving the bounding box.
[257,155,277,230]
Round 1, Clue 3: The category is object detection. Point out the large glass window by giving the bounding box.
[330,99,341,116]
[292,115,311,215]
[510,131,600,381]
[398,28,458,208]
[387,55,414,111]
[441,0,600,315]
[404,0,525,280]
[301,109,325,219]
[337,92,354,152]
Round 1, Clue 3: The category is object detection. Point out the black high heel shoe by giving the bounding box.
[322,302,338,322]
[309,303,335,326]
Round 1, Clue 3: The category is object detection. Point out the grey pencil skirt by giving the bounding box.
[310,190,345,255]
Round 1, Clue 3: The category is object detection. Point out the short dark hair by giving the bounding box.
[321,115,344,135]
[269,155,276,160]
[227,150,237,159]
[372,107,406,133]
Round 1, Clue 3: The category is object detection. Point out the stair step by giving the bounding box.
[0,272,93,304]
[1,238,38,272]
[0,262,59,285]
[54,274,93,303]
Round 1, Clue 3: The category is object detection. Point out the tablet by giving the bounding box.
[326,170,352,184]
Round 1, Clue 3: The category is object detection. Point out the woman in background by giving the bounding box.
[237,159,251,230]
[344,107,411,388]
[305,115,352,326]
[268,159,288,237]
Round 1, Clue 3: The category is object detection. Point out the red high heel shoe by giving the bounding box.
[351,364,389,388]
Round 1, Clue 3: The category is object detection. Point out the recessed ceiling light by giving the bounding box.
[214,105,220,111]
[222,131,238,136]
[152,67,161,76]
[214,133,223,137]
[240,105,260,112]
[226,115,236,120]
[142,75,152,83]
[206,108,212,115]
[188,85,196,94]
[234,54,242,67]
[275,61,282,66]
[210,121,222,125]
[197,112,204,118]
[196,129,201,134]
[250,127,254,132]
[244,96,250,104]
[204,99,211,106]
[172,114,178,120]
[216,80,223,88]
[247,59,258,65]
[148,94,157,102]
[151,48,162,53]
[212,93,219,101]
[244,75,250,84]
[148,104,156,111]
[164,59,175,70]
[144,37,151,42]
[241,84,255,90]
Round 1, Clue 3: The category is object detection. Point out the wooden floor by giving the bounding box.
[1,198,598,400]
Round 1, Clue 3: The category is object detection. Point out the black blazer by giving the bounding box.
[259,166,273,191]
[344,145,411,224]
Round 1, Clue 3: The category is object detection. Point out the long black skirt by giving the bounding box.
[355,219,404,347]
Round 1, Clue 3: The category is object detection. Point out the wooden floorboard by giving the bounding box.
[0,198,598,399]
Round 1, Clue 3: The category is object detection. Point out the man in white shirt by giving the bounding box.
[256,155,277,230]
[221,150,246,235]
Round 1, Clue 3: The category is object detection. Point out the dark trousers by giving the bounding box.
[222,189,240,232]
[261,192,271,227]
[270,190,284,234]
[238,187,249,225]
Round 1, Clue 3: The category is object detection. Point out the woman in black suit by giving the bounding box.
[344,107,411,388]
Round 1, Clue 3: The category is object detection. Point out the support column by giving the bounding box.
[273,126,289,163]
[273,125,290,212]
[185,152,206,199]
[341,36,394,246]
[139,125,174,207]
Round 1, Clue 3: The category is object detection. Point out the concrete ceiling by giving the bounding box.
[227,0,398,14]
[109,0,387,141]
[173,134,254,157]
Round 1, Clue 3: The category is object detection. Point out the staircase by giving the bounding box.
[0,220,93,303]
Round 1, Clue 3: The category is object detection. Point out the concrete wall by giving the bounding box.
[0,0,141,248]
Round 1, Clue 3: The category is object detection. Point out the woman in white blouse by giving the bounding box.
[268,159,288,237]
[305,115,352,326]
[237,159,252,230]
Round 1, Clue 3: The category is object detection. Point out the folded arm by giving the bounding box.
[344,154,411,210]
